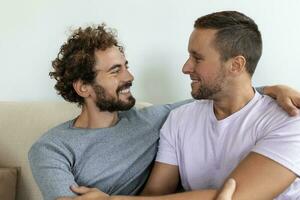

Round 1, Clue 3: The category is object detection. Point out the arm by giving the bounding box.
[225,152,296,200]
[141,162,180,196]
[261,85,300,116]
[64,188,217,200]
[63,153,295,200]
[60,179,235,200]
[115,154,294,200]
[28,140,78,200]
[64,162,217,200]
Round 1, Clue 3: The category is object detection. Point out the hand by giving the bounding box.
[264,85,300,116]
[216,179,236,200]
[57,185,110,200]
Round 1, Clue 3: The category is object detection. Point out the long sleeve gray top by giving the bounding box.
[28,101,190,200]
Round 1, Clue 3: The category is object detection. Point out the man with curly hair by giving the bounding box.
[29,25,192,200]
[29,21,300,200]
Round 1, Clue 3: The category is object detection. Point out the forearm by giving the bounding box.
[112,190,217,200]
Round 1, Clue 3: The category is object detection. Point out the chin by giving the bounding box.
[122,96,136,108]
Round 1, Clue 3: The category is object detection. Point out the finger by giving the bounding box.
[291,109,300,116]
[217,178,236,200]
[56,197,73,200]
[70,185,92,194]
[291,96,300,113]
[280,98,299,117]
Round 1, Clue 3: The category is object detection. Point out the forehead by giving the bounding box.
[188,28,218,53]
[94,46,125,71]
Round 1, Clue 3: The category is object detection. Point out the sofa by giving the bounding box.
[0,101,151,200]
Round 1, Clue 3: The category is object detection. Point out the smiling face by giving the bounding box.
[182,28,227,100]
[91,46,135,112]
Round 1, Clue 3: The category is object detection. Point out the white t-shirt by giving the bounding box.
[156,92,300,199]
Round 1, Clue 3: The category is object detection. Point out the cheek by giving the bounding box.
[195,68,219,83]
[109,80,120,94]
[100,78,120,94]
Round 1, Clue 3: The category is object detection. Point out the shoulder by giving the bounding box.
[28,120,73,159]
[169,100,210,119]
[161,100,211,131]
[259,95,297,120]
[123,105,169,122]
[38,120,73,143]
[256,95,300,132]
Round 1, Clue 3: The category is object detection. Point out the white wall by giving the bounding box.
[1,0,299,104]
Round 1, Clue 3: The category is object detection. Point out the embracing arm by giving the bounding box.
[139,162,216,198]
[59,161,217,200]
[141,162,180,196]
[108,152,295,200]
[226,152,296,200]
[58,180,235,200]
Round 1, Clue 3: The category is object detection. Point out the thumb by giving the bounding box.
[217,178,236,200]
[291,97,300,116]
[70,185,92,194]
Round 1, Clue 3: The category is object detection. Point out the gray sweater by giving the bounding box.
[28,102,189,200]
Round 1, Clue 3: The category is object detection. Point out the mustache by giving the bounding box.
[116,81,133,93]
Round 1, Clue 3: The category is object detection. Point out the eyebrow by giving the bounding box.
[107,60,128,72]
[190,51,204,59]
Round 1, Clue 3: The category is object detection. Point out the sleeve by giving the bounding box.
[252,117,300,176]
[155,111,179,166]
[162,99,194,112]
[255,86,264,94]
[142,99,194,131]
[28,139,78,200]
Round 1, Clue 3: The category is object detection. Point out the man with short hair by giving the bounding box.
[62,11,300,200]
[29,18,300,200]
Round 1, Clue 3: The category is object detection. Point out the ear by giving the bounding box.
[73,80,92,98]
[230,55,246,75]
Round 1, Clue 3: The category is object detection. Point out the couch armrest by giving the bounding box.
[0,167,18,200]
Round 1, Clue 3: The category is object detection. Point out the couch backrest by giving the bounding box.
[0,101,151,200]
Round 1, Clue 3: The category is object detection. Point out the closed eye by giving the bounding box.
[109,60,129,74]
[191,55,203,63]
[195,57,203,63]
[111,67,121,74]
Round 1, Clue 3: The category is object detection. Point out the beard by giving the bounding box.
[191,71,226,100]
[92,82,136,112]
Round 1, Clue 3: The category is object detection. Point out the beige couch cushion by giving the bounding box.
[0,167,18,200]
[0,101,81,200]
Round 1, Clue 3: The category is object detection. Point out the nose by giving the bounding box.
[182,58,194,74]
[124,67,134,82]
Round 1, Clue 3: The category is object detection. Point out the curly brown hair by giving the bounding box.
[49,24,124,106]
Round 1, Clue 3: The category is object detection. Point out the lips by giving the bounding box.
[190,76,200,84]
[117,82,132,94]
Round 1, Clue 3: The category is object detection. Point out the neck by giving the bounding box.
[74,102,119,129]
[212,81,255,120]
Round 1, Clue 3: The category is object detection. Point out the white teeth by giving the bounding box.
[119,88,130,94]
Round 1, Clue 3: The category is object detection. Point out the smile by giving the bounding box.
[119,88,131,94]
